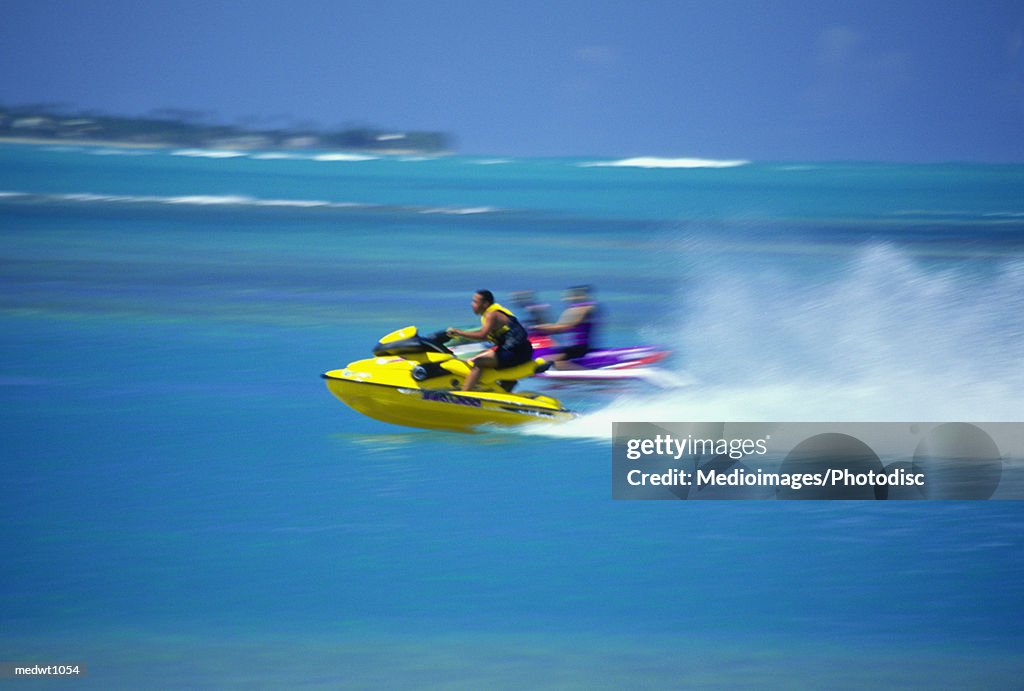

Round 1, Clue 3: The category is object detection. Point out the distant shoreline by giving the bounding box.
[0,106,452,154]
[0,135,450,157]
[0,135,165,149]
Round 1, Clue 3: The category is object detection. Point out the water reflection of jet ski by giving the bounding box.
[322,326,574,432]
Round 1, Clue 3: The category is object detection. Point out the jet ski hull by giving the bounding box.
[323,369,573,432]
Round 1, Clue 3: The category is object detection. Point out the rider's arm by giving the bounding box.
[533,305,590,335]
[448,311,501,341]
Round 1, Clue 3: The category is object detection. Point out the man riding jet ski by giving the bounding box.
[448,286,683,386]
[445,289,534,391]
[321,295,574,431]
[531,284,600,369]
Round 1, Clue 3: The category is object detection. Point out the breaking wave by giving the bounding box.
[580,156,751,169]
[0,189,502,216]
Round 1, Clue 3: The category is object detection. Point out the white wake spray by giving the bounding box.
[524,244,1024,440]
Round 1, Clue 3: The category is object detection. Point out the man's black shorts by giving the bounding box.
[560,345,589,361]
[495,341,533,368]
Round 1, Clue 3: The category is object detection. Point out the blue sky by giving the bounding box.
[2,0,1022,161]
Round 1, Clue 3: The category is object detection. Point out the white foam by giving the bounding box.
[983,211,1024,218]
[580,156,750,169]
[88,148,154,156]
[172,149,247,158]
[164,194,254,205]
[420,206,499,215]
[523,244,1024,440]
[250,152,307,160]
[253,198,333,208]
[312,153,378,162]
[60,193,144,203]
[5,189,384,213]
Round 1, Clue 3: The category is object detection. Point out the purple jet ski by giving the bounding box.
[527,334,687,385]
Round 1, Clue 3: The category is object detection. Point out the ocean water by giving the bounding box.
[1,143,1023,688]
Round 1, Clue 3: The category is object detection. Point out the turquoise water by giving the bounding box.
[2,143,1024,688]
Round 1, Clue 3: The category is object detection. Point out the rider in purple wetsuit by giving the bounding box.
[532,285,600,369]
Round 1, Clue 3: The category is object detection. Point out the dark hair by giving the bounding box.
[475,289,495,305]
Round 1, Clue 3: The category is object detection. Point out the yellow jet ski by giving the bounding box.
[322,326,575,432]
